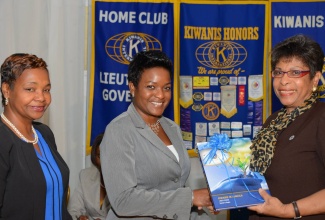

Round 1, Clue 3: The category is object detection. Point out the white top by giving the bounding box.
[167,145,179,162]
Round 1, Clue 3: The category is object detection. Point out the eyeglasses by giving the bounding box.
[271,70,310,78]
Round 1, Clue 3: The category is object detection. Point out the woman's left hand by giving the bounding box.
[247,188,292,218]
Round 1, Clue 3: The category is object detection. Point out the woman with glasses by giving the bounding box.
[248,34,325,220]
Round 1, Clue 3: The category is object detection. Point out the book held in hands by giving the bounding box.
[197,133,270,211]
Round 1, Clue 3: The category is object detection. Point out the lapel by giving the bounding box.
[160,118,186,164]
[20,140,47,182]
[279,102,319,143]
[127,103,182,165]
[0,118,45,178]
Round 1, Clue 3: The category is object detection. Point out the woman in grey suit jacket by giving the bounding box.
[101,51,213,220]
[68,133,111,220]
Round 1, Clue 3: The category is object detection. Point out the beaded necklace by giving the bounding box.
[1,113,38,144]
[147,120,160,135]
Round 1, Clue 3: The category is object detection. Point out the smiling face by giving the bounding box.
[2,68,51,122]
[273,57,320,113]
[129,67,171,123]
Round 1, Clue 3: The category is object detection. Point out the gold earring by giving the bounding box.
[313,86,317,92]
[4,98,8,106]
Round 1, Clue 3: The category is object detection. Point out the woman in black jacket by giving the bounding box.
[0,53,71,220]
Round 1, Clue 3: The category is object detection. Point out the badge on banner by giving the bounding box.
[221,85,237,118]
[180,76,193,108]
[248,75,263,101]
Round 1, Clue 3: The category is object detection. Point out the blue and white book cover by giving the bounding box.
[197,134,270,210]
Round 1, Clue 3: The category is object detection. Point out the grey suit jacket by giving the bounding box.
[101,103,193,220]
[68,165,111,220]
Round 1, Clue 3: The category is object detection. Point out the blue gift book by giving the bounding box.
[197,134,270,210]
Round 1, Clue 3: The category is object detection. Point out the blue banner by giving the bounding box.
[179,2,267,149]
[87,1,175,149]
[271,1,325,112]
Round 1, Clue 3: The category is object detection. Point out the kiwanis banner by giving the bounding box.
[87,0,175,149]
[179,2,268,149]
[271,0,325,112]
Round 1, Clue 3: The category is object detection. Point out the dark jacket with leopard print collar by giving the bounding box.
[250,101,325,220]
[250,102,325,220]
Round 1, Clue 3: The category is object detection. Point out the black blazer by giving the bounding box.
[0,119,72,220]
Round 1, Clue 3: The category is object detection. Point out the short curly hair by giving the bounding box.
[1,53,48,106]
[271,34,324,79]
[127,50,173,88]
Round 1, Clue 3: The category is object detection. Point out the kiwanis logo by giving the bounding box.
[105,32,162,65]
[195,41,247,69]
[202,102,220,121]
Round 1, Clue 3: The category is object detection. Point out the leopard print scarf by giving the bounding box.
[250,92,318,174]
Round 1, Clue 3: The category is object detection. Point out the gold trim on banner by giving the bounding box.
[180,76,193,109]
[248,97,263,102]
[173,0,181,125]
[221,86,237,118]
[180,99,194,109]
[221,108,238,118]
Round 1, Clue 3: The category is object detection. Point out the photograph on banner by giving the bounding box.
[179,2,268,149]
[87,1,175,148]
[271,0,325,113]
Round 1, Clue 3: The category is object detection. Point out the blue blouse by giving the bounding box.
[35,130,64,220]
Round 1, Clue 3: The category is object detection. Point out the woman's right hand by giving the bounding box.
[207,206,220,215]
[192,188,212,209]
